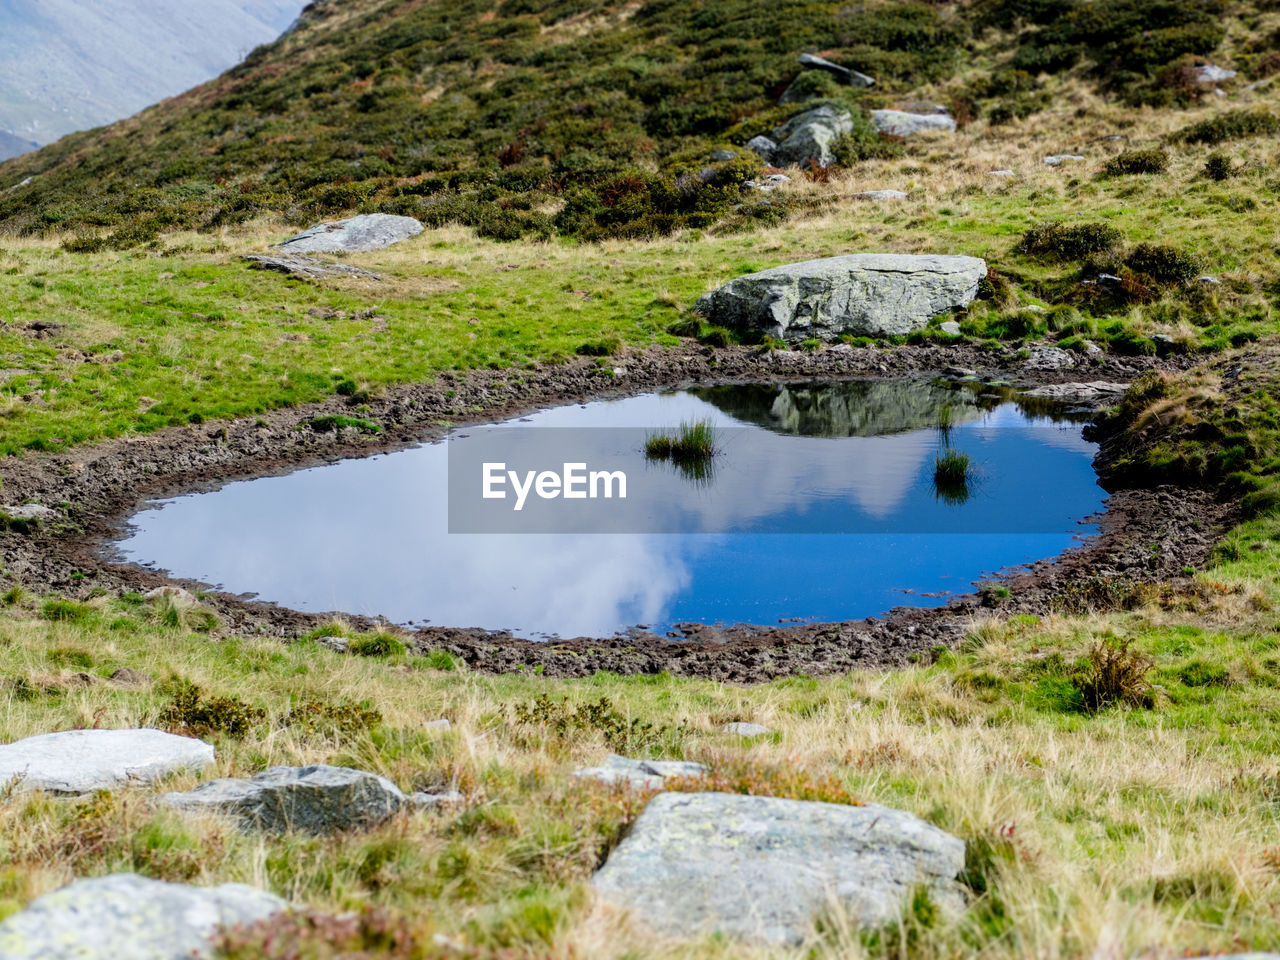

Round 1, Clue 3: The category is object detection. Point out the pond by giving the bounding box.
[113,380,1106,639]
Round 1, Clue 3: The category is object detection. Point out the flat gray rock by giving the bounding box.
[0,873,285,960]
[0,729,214,795]
[854,189,909,200]
[772,103,854,167]
[870,110,956,138]
[940,320,963,336]
[721,722,771,737]
[243,253,383,280]
[1043,154,1085,165]
[161,764,405,834]
[593,792,965,945]
[695,253,988,342]
[274,214,423,254]
[573,754,707,790]
[411,789,464,810]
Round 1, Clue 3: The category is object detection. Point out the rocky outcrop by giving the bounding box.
[870,110,956,138]
[771,104,853,167]
[593,792,966,945]
[0,873,285,960]
[694,253,988,342]
[274,214,423,254]
[572,755,707,790]
[0,729,214,795]
[160,764,405,834]
[1022,381,1129,406]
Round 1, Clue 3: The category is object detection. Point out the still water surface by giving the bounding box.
[114,380,1106,638]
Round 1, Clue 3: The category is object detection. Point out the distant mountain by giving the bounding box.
[0,128,37,161]
[0,0,307,154]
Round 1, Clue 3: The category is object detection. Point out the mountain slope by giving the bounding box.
[0,0,1262,242]
[0,0,307,150]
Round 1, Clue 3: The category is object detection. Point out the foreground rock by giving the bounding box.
[695,253,988,342]
[161,764,405,833]
[573,755,707,790]
[243,253,383,280]
[870,110,956,138]
[274,214,423,254]
[771,103,853,167]
[593,792,965,945]
[0,873,285,960]
[0,729,214,795]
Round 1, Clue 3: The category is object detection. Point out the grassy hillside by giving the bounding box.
[0,0,1272,243]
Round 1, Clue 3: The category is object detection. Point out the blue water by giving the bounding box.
[113,380,1106,638]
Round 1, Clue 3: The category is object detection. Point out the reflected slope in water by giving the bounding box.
[114,380,1105,638]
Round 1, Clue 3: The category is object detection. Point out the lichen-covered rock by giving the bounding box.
[275,214,423,254]
[160,764,405,834]
[771,103,854,167]
[0,729,214,795]
[0,873,285,960]
[0,503,55,521]
[870,110,956,138]
[695,253,988,342]
[1023,345,1077,371]
[593,792,965,945]
[572,754,707,790]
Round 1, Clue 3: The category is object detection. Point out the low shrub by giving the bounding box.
[1204,153,1233,181]
[1124,243,1202,285]
[1073,637,1155,712]
[1104,149,1169,176]
[1175,109,1280,144]
[349,633,407,658]
[157,679,264,738]
[513,695,680,754]
[1016,222,1123,261]
[307,415,381,434]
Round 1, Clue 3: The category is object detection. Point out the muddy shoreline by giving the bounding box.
[0,342,1231,681]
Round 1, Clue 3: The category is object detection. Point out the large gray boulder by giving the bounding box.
[798,53,875,88]
[0,873,285,960]
[870,110,957,138]
[0,729,214,795]
[771,103,854,167]
[160,764,405,834]
[695,253,988,342]
[275,214,423,254]
[593,792,965,945]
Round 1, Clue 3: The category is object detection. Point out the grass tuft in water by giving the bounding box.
[934,448,973,505]
[645,420,717,464]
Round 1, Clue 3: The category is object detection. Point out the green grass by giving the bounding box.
[5,525,1280,956]
[644,419,717,463]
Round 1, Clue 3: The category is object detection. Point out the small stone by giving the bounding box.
[988,169,1015,177]
[1043,154,1085,165]
[764,173,791,184]
[944,365,976,378]
[854,189,909,200]
[0,729,214,795]
[1198,275,1220,284]
[572,754,707,790]
[161,764,406,834]
[423,718,452,731]
[940,320,962,336]
[1193,64,1237,84]
[411,789,465,810]
[797,52,875,88]
[721,722,771,737]
[1023,345,1076,371]
[0,874,286,960]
